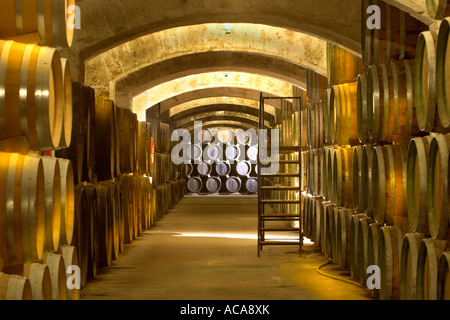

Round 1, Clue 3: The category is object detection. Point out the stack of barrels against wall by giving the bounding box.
[185,128,259,195]
[55,90,185,295]
[0,0,185,298]
[299,2,450,300]
[0,0,82,300]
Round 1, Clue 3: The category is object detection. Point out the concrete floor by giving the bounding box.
[81,195,371,300]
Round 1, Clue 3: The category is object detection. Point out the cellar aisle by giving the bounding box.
[80,196,370,300]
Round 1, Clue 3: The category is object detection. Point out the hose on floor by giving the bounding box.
[316,260,368,291]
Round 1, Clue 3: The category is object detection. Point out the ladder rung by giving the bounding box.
[260,214,300,218]
[260,228,301,232]
[260,200,300,204]
[278,160,301,164]
[279,146,301,151]
[259,241,301,246]
[260,173,299,177]
[260,186,301,191]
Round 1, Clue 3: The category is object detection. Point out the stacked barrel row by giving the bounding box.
[72,176,157,290]
[300,5,450,300]
[186,128,259,194]
[0,7,79,301]
[0,154,78,300]
[149,117,185,222]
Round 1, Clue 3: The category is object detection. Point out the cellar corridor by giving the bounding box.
[80,196,369,300]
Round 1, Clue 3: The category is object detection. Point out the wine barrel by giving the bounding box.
[311,197,322,247]
[356,216,375,287]
[205,144,222,162]
[437,251,450,300]
[198,129,215,144]
[378,224,411,300]
[55,83,88,185]
[42,253,67,300]
[361,0,428,66]
[58,58,73,149]
[327,43,364,86]
[57,159,74,247]
[331,207,342,264]
[247,146,258,162]
[352,145,364,213]
[103,181,121,261]
[58,246,79,300]
[226,177,242,193]
[72,184,93,287]
[427,134,450,239]
[216,162,231,177]
[320,202,335,260]
[367,222,383,298]
[372,144,408,226]
[94,184,112,268]
[417,238,450,300]
[426,0,450,20]
[94,97,116,182]
[225,145,241,162]
[0,273,32,300]
[336,208,352,270]
[246,177,258,194]
[368,60,419,142]
[187,177,203,193]
[236,129,254,146]
[330,83,358,145]
[407,136,433,233]
[415,31,444,133]
[197,162,212,176]
[326,147,335,203]
[0,0,74,47]
[437,18,450,129]
[236,161,252,177]
[321,147,330,200]
[362,144,375,216]
[12,154,46,265]
[218,129,234,144]
[41,157,61,253]
[399,232,426,300]
[349,214,366,280]
[185,163,194,177]
[79,184,98,281]
[0,40,63,151]
[23,263,52,300]
[357,73,370,143]
[332,147,354,208]
[206,177,222,193]
[188,144,203,162]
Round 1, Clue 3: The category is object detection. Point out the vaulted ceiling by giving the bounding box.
[64,0,435,129]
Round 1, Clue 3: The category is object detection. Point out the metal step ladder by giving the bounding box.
[257,94,304,257]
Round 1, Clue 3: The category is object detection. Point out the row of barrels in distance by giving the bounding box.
[0,153,78,300]
[186,160,258,194]
[195,128,258,146]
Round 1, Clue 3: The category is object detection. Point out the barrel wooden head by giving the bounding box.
[437,18,450,129]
